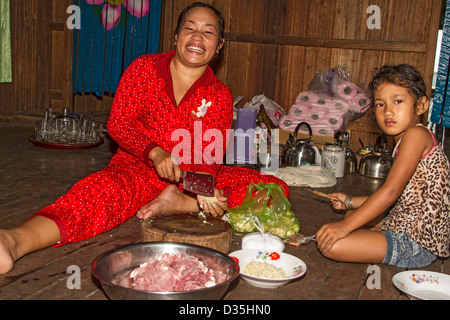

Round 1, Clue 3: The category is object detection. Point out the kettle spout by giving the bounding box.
[287,133,296,147]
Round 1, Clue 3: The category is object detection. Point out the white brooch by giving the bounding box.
[193,99,212,118]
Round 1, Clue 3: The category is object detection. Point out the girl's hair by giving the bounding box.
[175,2,225,46]
[368,64,428,106]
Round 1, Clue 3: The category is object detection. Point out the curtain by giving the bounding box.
[431,1,450,128]
[72,0,161,97]
[0,0,11,83]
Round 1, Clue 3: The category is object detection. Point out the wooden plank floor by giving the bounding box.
[0,122,448,300]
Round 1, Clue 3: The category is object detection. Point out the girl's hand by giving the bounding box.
[329,193,348,210]
[316,221,350,252]
[198,189,228,217]
[149,147,181,182]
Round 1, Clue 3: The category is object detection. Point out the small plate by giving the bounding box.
[229,249,306,289]
[392,271,450,300]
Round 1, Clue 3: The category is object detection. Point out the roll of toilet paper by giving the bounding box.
[309,102,330,118]
[304,109,328,122]
[288,102,312,116]
[353,92,371,112]
[327,115,344,130]
[295,91,319,104]
[279,115,303,131]
[337,81,359,100]
[296,123,335,137]
[332,100,350,113]
[327,108,347,120]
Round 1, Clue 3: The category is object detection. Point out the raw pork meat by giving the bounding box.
[130,253,220,292]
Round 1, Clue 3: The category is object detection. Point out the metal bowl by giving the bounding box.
[91,242,239,300]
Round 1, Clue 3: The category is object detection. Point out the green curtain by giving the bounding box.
[0,0,11,83]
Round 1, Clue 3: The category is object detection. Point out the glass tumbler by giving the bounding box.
[34,119,46,141]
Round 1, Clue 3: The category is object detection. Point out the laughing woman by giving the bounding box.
[0,2,288,274]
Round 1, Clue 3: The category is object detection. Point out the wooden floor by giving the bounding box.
[0,121,448,300]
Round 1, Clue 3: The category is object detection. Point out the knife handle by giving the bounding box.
[313,191,339,201]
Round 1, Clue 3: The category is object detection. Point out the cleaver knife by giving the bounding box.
[180,170,215,197]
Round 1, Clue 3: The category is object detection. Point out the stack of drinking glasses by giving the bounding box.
[34,108,101,145]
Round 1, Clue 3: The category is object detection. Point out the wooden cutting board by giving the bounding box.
[141,213,233,253]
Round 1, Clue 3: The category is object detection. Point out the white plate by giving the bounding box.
[229,249,306,289]
[392,271,450,300]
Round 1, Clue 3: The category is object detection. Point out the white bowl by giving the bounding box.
[229,249,306,289]
[392,271,450,300]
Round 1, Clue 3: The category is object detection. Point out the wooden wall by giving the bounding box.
[0,0,74,119]
[162,0,442,148]
[0,0,442,148]
[0,0,112,121]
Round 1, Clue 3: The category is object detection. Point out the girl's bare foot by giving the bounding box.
[137,185,200,220]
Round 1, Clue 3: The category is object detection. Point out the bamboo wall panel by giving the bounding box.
[0,0,71,119]
[0,1,51,117]
[49,0,72,113]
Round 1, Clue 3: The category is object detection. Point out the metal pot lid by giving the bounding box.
[324,144,344,152]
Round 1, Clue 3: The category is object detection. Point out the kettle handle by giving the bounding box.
[334,130,349,148]
[293,122,313,141]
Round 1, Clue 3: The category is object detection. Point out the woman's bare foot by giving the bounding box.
[0,230,16,274]
[0,216,60,274]
[137,185,200,220]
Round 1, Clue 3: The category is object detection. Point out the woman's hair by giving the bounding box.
[174,2,225,46]
[368,64,428,106]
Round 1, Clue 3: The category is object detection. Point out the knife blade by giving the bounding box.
[180,170,215,197]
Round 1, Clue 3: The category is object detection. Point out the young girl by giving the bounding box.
[316,64,450,268]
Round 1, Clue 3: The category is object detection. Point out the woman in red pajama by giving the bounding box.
[0,2,288,274]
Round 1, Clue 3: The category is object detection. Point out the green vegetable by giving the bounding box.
[227,182,300,239]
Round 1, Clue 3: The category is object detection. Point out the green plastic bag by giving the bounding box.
[227,182,300,239]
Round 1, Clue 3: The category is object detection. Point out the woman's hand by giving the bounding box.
[149,147,181,182]
[329,192,348,210]
[316,220,350,252]
[198,189,228,217]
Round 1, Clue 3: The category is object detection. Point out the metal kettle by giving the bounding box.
[358,134,393,179]
[334,131,357,174]
[282,122,321,166]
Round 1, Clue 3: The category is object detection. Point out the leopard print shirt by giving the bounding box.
[381,126,450,257]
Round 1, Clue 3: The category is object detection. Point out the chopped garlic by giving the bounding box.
[242,260,288,279]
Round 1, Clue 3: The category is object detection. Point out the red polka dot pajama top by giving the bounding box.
[32,51,289,246]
